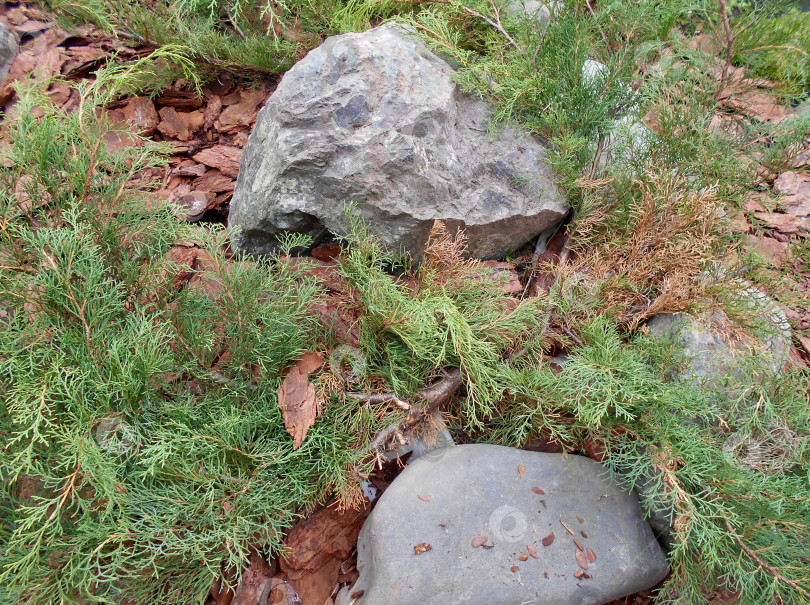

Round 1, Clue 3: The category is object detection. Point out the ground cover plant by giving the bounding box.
[1,0,809,603]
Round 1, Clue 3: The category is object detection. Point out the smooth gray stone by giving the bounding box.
[337,444,669,605]
[228,24,567,260]
[0,23,17,83]
[611,447,677,554]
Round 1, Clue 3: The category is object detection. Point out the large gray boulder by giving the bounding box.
[228,24,568,260]
[337,444,669,605]
[0,23,17,83]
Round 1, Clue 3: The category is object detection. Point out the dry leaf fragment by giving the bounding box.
[177,191,215,221]
[192,145,244,178]
[471,536,488,548]
[575,549,589,571]
[541,532,555,547]
[296,351,324,375]
[743,198,768,212]
[157,107,200,141]
[539,500,546,509]
[581,531,588,539]
[517,465,525,478]
[123,97,158,136]
[573,539,584,552]
[277,369,314,450]
[576,515,584,524]
[531,487,545,495]
[726,92,791,122]
[586,547,597,562]
[417,494,431,502]
[277,352,324,449]
[753,212,810,234]
[413,543,432,555]
[797,334,810,356]
[573,570,585,579]
[527,545,539,559]
[480,260,523,294]
[773,171,810,216]
[481,544,495,550]
[193,169,236,193]
[216,88,265,132]
[510,566,519,573]
[518,554,528,562]
[744,235,788,265]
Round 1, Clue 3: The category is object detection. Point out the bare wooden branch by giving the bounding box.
[0,264,36,274]
[723,518,810,598]
[716,0,736,99]
[225,7,247,40]
[562,325,583,348]
[346,392,410,409]
[462,4,524,55]
[360,368,462,456]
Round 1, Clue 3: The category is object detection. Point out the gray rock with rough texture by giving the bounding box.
[0,23,17,83]
[337,444,669,605]
[228,24,567,260]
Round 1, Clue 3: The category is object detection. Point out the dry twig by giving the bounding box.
[462,2,524,55]
[225,6,246,40]
[346,392,410,409]
[359,368,462,456]
[723,517,810,598]
[716,0,736,98]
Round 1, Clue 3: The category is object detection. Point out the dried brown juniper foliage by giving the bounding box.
[418,220,477,287]
[565,174,725,328]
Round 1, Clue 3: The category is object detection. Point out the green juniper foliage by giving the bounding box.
[0,65,364,602]
[47,0,335,79]
[0,64,558,601]
[490,319,810,604]
[336,217,548,429]
[707,0,810,100]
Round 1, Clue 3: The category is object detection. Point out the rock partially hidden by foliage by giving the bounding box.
[647,289,790,388]
[0,22,17,82]
[228,24,568,260]
[337,444,669,605]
